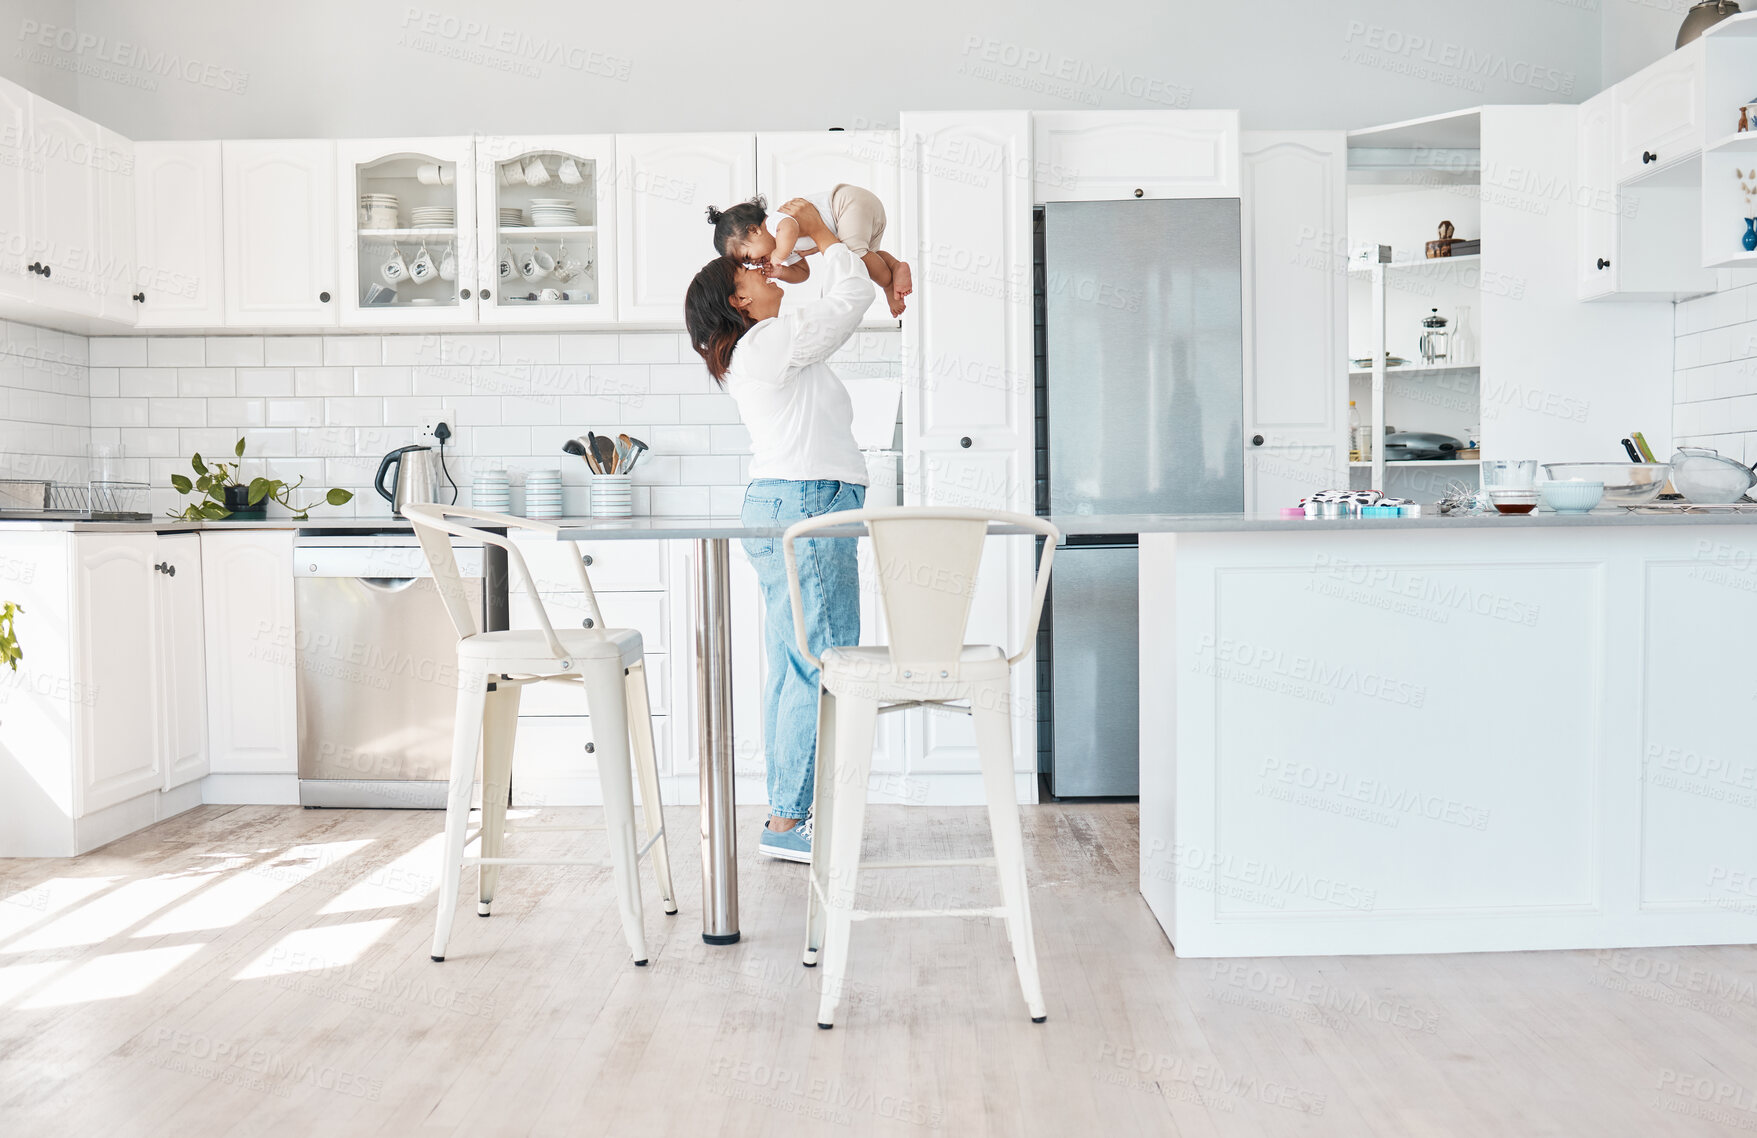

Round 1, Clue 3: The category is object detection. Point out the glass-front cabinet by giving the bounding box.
[473,134,616,324]
[336,136,478,327]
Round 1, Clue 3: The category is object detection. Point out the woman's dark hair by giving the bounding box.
[684,256,753,384]
[705,195,768,256]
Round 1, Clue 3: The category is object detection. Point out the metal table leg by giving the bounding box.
[694,537,739,944]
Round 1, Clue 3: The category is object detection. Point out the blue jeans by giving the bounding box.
[741,478,865,820]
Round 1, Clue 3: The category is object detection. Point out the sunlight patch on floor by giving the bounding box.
[0,960,67,1006]
[136,840,374,936]
[233,918,399,980]
[3,875,207,953]
[0,877,118,945]
[20,944,202,1008]
[319,833,445,915]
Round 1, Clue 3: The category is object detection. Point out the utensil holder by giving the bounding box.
[591,473,632,518]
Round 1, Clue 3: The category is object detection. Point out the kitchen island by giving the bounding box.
[1135,510,1757,957]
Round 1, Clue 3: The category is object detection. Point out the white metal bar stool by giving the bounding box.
[405,504,676,966]
[783,506,1059,1027]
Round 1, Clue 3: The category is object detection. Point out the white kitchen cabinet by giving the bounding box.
[337,136,478,327]
[475,134,617,325]
[615,132,755,323]
[29,97,105,317]
[755,130,900,325]
[95,127,136,324]
[1613,40,1703,184]
[157,534,209,790]
[70,533,162,813]
[897,111,1036,797]
[200,530,298,780]
[134,141,227,327]
[222,139,339,326]
[1576,90,1619,301]
[1240,131,1349,513]
[1032,110,1240,202]
[0,77,31,305]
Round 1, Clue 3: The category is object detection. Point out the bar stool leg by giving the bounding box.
[477,678,521,916]
[803,687,839,967]
[624,661,677,915]
[815,692,877,1029]
[972,680,1046,1022]
[584,661,648,965]
[433,661,490,962]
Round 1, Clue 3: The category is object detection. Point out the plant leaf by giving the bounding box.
[326,488,354,506]
[191,453,207,475]
[247,477,271,506]
[170,474,192,494]
[206,484,226,503]
[234,437,247,458]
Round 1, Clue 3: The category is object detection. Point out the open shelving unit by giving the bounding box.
[1346,107,1485,501]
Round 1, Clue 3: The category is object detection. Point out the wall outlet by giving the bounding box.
[417,413,455,444]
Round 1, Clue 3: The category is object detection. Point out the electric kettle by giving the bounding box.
[375,444,441,516]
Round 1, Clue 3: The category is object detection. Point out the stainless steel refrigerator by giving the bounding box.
[1039,198,1244,797]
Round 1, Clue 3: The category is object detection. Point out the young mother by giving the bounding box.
[684,198,872,863]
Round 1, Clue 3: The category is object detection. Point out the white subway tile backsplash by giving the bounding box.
[78,327,899,517]
[120,367,177,397]
[178,367,236,397]
[264,336,325,366]
[323,336,381,366]
[204,337,265,367]
[557,333,620,363]
[90,337,147,367]
[237,368,296,397]
[619,333,678,363]
[353,365,413,395]
[147,337,204,367]
[294,367,354,397]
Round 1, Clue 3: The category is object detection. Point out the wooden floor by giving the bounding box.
[1,803,1754,1137]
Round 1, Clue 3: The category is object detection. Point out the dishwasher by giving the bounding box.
[293,532,505,808]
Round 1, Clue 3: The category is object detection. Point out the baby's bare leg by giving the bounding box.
[876,251,912,298]
[859,251,892,288]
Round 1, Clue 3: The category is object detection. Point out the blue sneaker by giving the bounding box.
[759,815,812,863]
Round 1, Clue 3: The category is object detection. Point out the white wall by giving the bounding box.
[0,321,89,487]
[0,0,1605,137]
[1673,285,1757,462]
[1601,0,1690,89]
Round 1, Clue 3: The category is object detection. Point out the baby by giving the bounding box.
[707,188,912,317]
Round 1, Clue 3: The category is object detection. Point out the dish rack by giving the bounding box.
[0,478,151,520]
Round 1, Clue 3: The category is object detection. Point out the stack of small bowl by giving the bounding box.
[472,468,510,513]
[523,470,563,519]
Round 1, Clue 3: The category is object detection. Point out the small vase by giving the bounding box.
[1743,218,1756,252]
[223,483,265,517]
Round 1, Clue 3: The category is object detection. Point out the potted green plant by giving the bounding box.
[0,601,21,672]
[168,438,354,521]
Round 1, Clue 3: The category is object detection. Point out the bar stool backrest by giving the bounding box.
[782,506,1060,672]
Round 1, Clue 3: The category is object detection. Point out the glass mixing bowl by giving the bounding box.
[1540,463,1672,506]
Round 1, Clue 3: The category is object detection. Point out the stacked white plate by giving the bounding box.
[529,198,579,226]
[499,207,527,228]
[360,193,400,230]
[522,470,563,519]
[410,206,454,229]
[472,468,511,513]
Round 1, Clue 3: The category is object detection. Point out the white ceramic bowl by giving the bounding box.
[1538,479,1605,514]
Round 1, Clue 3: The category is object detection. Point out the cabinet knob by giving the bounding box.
[132,291,145,303]
[166,564,175,576]
[581,617,595,628]
[459,288,471,300]
[1596,258,1611,270]
[39,264,48,279]
[1642,150,1657,164]
[1133,188,1144,198]
[480,288,491,300]
[584,742,595,754]
[582,554,593,566]
[154,561,165,573]
[319,291,331,303]
[25,261,38,275]
[959,436,972,448]
[1251,434,1265,447]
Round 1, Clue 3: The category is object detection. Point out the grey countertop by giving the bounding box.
[5,508,1757,539]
